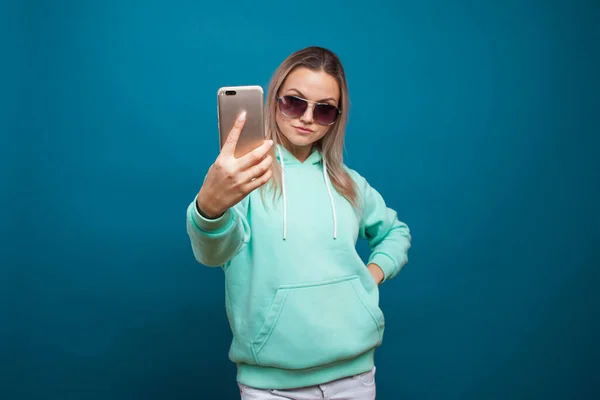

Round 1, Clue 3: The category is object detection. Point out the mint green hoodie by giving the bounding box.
[186,145,411,390]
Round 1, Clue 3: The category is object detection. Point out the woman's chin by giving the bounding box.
[282,132,317,148]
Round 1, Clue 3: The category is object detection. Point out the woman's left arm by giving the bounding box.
[354,171,412,284]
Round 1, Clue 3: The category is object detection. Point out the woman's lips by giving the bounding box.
[294,126,313,134]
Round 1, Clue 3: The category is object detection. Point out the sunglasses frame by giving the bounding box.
[276,95,341,126]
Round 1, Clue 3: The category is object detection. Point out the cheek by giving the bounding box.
[275,113,290,138]
[276,111,296,134]
[315,126,330,140]
[275,110,287,127]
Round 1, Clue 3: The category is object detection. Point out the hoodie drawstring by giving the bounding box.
[322,159,338,240]
[276,146,337,240]
[277,146,288,240]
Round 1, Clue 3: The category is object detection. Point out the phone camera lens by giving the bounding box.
[225,90,236,96]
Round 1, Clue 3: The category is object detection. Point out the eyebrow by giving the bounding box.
[287,88,337,104]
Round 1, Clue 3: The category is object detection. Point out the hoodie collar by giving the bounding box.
[275,144,322,166]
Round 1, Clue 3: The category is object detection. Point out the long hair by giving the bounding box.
[263,46,359,208]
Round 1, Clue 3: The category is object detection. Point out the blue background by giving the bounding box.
[3,0,599,399]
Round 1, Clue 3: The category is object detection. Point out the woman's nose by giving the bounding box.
[300,104,315,124]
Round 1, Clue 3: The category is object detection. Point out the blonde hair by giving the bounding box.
[263,46,359,208]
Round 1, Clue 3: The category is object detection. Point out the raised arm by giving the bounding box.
[186,111,273,266]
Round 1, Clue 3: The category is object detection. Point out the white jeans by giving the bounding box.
[238,366,376,400]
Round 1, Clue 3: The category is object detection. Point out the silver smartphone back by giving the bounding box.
[217,85,265,158]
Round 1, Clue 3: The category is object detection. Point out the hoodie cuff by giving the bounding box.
[190,196,234,234]
[368,252,397,282]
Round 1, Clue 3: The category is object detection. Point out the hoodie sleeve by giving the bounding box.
[185,195,251,267]
[352,171,412,283]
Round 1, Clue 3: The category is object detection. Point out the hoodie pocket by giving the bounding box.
[250,275,384,370]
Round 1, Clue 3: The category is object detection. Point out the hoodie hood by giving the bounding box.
[275,144,337,240]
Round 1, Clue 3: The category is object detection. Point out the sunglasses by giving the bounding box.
[276,95,341,126]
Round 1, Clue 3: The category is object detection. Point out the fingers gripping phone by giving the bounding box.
[217,85,265,158]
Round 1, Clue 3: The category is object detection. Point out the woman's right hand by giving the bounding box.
[196,111,274,219]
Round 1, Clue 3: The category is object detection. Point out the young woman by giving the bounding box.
[186,46,411,399]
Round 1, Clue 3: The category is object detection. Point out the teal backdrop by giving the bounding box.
[4,0,599,399]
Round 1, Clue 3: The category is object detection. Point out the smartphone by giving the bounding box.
[217,85,265,158]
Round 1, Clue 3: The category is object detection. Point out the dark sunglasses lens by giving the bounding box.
[279,96,307,118]
[314,104,339,125]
